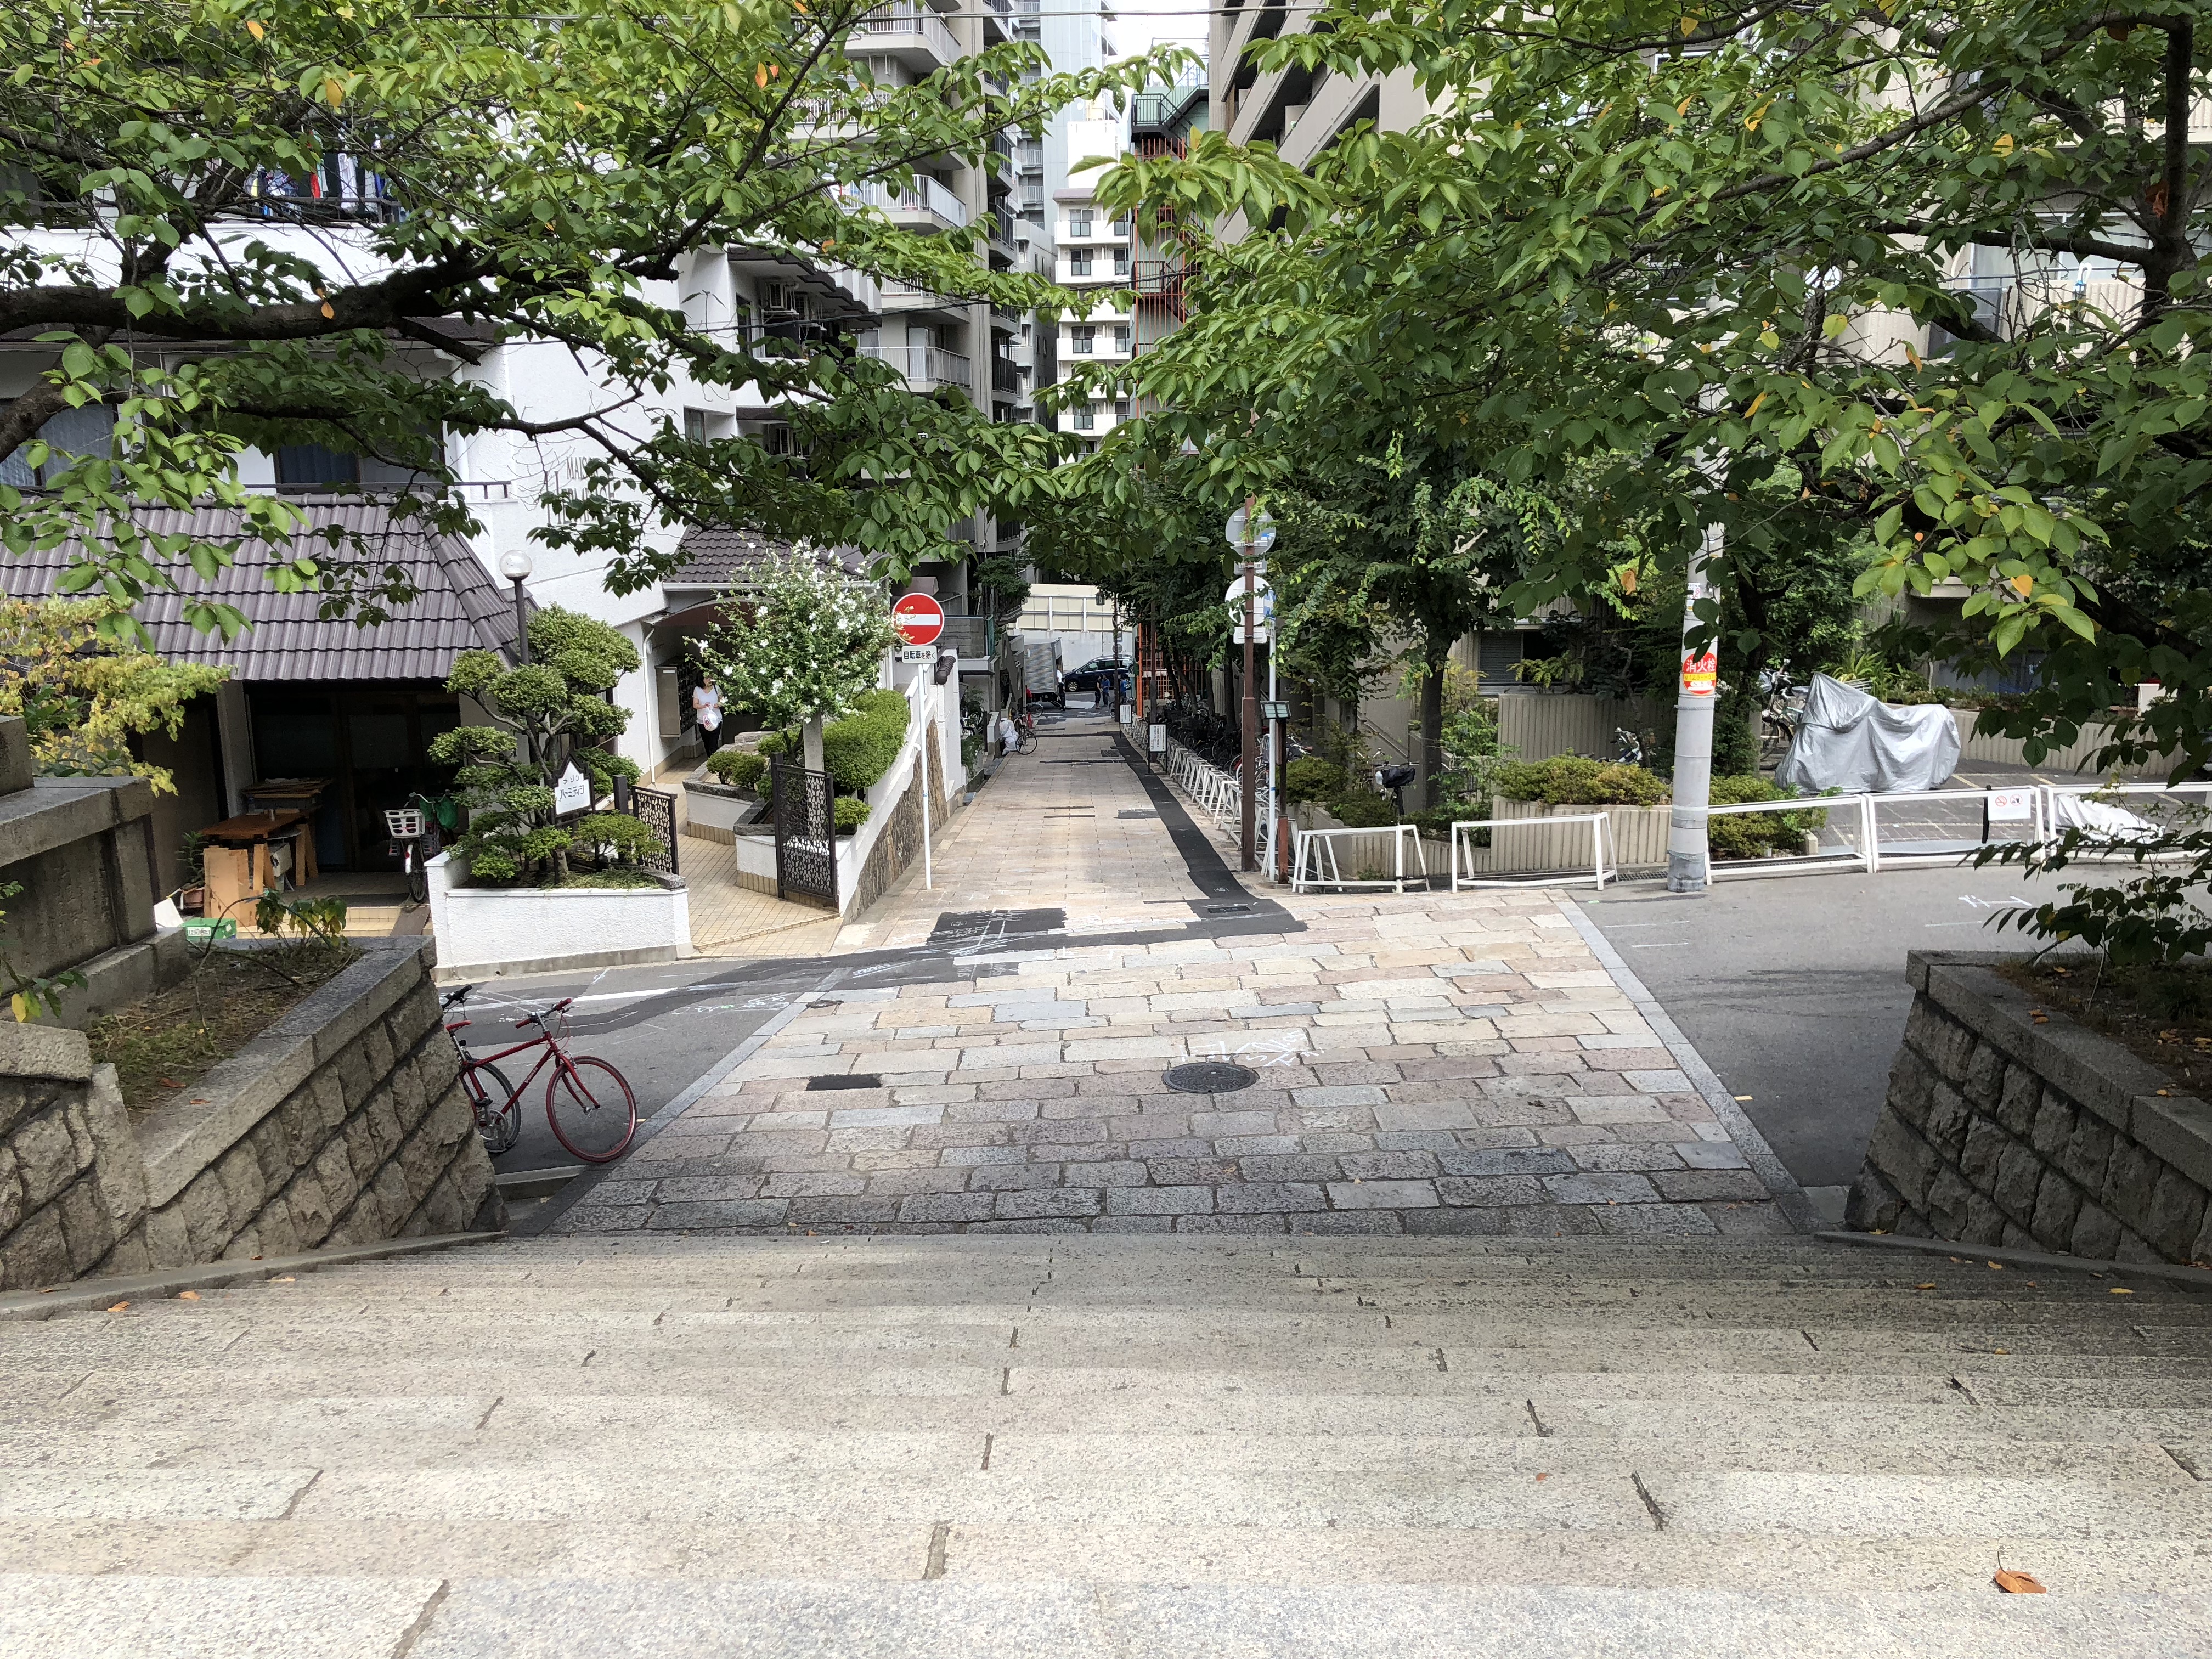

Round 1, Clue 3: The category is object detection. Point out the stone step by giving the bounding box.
[14,1387,2212,1449]
[0,1427,2188,1488]
[8,1461,2204,1539]
[1,1573,2202,1658]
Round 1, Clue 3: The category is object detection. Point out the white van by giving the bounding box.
[1022,640,1065,708]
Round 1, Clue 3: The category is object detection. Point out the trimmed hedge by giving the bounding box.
[1708,774,1830,859]
[1283,756,1344,804]
[1495,754,1668,807]
[833,794,870,833]
[755,690,911,791]
[705,749,766,789]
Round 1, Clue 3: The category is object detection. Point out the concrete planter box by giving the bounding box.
[681,777,763,843]
[1847,951,2212,1266]
[426,851,691,980]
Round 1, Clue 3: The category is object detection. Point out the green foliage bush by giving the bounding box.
[833,795,871,833]
[706,749,766,789]
[1494,754,1668,807]
[1283,756,1345,804]
[1707,775,1830,860]
[749,691,910,791]
[1327,788,1398,827]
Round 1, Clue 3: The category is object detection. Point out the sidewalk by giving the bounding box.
[552,713,1796,1238]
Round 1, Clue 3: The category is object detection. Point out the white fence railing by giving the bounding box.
[1451,814,1615,891]
[1293,824,1428,893]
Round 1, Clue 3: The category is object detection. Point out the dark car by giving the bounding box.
[1062,656,1128,693]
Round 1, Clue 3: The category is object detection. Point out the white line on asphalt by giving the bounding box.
[1628,941,1693,948]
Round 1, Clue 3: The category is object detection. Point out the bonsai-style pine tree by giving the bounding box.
[430,607,651,884]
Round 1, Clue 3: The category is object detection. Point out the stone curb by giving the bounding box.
[1813,1228,2212,1293]
[1557,897,1819,1234]
[0,1228,505,1322]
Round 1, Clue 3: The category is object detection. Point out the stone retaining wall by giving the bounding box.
[0,937,503,1289]
[1847,951,2212,1267]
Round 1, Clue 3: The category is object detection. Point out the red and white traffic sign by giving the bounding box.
[892,592,945,646]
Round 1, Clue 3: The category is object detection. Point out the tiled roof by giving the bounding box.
[0,496,521,682]
[663,525,861,590]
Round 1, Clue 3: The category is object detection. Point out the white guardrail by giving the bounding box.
[1292,823,1428,894]
[1451,814,1616,891]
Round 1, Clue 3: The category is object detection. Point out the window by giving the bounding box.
[683,408,709,443]
[1069,213,1092,238]
[1070,251,1092,275]
[1113,399,1132,422]
[0,400,116,488]
[1071,325,1095,355]
[1113,325,1131,354]
[1074,405,1095,431]
[1111,216,1131,236]
[732,298,754,346]
[1113,249,1130,276]
[275,442,360,486]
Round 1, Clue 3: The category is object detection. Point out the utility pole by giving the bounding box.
[1239,495,1259,872]
[1666,521,1723,892]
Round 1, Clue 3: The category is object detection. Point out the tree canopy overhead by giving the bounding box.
[1090,0,2212,771]
[1,0,1182,635]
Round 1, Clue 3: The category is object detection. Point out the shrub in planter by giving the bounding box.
[1328,789,1398,828]
[706,750,766,790]
[1410,800,1485,841]
[833,795,871,833]
[1495,754,1668,807]
[758,690,910,791]
[1707,775,1830,859]
[1284,756,1345,804]
[567,812,667,868]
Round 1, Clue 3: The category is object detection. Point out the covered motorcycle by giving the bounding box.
[1774,673,1961,795]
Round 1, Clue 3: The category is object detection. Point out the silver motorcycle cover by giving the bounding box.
[1774,673,1961,795]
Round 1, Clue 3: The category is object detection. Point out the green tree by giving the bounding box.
[430,608,644,885]
[1097,0,2212,765]
[0,0,1181,636]
[693,553,901,774]
[0,597,229,790]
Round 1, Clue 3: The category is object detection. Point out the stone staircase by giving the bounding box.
[2,1234,2209,1656]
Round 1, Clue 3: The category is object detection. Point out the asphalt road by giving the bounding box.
[464,955,837,1176]
[1574,860,2073,1198]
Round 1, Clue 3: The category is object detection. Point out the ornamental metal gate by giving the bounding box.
[610,777,680,876]
[771,757,838,909]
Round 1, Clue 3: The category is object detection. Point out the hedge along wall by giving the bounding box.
[758,690,911,792]
[0,937,504,1289]
[1847,952,2212,1267]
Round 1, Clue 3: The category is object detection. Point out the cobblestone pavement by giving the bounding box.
[550,713,1796,1238]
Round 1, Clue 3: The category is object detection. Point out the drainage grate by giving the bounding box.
[805,1074,885,1091]
[1163,1061,1259,1094]
[1203,902,1253,916]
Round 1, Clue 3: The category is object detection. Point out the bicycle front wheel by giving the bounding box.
[463,1060,520,1155]
[545,1057,637,1163]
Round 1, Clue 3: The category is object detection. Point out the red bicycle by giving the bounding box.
[441,985,638,1163]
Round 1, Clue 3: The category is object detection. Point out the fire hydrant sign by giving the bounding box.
[892,593,945,646]
[1680,648,1718,697]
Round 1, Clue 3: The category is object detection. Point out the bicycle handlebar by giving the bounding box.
[440,984,475,1009]
[512,996,576,1028]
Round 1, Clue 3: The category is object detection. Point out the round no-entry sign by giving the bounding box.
[892,592,945,646]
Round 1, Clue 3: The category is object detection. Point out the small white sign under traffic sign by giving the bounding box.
[899,644,936,664]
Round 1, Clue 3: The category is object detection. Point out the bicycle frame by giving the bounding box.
[448,1020,575,1109]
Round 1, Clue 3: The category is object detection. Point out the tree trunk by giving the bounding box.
[1417,651,1446,811]
[802,716,827,776]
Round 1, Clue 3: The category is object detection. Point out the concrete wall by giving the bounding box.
[0,716,184,1024]
[425,853,692,980]
[0,937,504,1290]
[1847,952,2212,1267]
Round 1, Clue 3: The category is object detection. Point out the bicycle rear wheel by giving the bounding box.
[545,1057,637,1163]
[462,1060,519,1155]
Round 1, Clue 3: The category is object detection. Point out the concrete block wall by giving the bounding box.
[0,938,504,1290]
[1847,952,2212,1267]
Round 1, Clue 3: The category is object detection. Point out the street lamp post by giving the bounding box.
[499,550,534,667]
[1224,500,1277,874]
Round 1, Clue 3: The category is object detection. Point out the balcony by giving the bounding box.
[862,340,973,391]
[1056,251,1131,286]
[1926,273,2142,356]
[850,4,960,72]
[1063,328,1132,362]
[851,175,969,232]
[1015,140,1043,176]
[988,208,1019,256]
[980,0,1012,41]
[1059,217,1131,245]
[877,279,973,315]
[991,357,1024,395]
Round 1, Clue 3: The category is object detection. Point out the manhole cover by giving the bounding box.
[1204,902,1253,915]
[1164,1062,1259,1094]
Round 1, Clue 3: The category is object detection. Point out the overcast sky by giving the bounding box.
[1108,1,1208,62]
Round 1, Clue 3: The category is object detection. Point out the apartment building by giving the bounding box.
[1210,2,1422,167]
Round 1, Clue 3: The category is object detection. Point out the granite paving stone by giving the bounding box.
[543,713,1785,1239]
